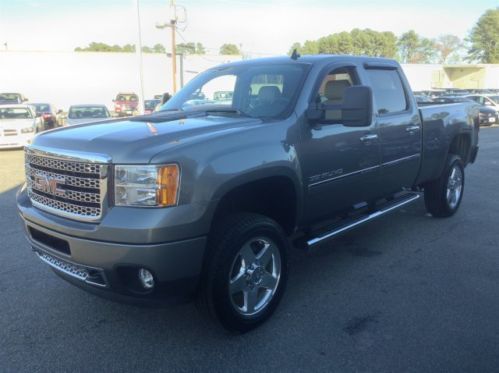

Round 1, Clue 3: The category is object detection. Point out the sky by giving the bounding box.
[0,0,497,56]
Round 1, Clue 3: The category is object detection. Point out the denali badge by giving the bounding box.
[33,174,66,197]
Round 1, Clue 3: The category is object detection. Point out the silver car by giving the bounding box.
[0,104,42,149]
[66,104,111,126]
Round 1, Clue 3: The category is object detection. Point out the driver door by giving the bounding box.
[298,65,381,223]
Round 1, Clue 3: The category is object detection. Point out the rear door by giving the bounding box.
[364,66,422,195]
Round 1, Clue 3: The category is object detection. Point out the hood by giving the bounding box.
[0,118,35,130]
[33,113,263,163]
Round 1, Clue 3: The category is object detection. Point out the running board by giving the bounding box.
[306,192,420,248]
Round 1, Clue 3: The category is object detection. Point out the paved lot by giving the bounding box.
[1,128,499,372]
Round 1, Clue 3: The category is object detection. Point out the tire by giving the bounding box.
[200,213,289,333]
[424,155,465,218]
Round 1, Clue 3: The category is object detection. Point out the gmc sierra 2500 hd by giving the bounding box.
[17,55,479,332]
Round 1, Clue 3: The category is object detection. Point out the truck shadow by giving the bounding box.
[2,179,434,366]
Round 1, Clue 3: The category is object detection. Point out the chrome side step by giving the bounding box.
[306,192,420,248]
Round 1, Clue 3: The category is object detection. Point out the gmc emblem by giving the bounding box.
[33,174,66,197]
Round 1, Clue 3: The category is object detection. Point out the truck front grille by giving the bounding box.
[25,148,108,222]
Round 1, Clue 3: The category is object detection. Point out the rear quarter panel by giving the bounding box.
[416,102,478,184]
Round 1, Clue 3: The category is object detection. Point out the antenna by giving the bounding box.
[291,49,300,60]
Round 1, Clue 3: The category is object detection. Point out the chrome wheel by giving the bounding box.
[228,237,281,317]
[446,164,463,209]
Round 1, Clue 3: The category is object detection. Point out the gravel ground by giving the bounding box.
[1,128,499,372]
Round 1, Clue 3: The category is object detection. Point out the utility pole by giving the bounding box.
[135,0,145,112]
[170,0,177,93]
[156,0,179,93]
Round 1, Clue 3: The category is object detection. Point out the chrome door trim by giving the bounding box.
[308,164,380,188]
[381,154,421,167]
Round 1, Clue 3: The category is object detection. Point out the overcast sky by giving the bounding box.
[1,0,497,55]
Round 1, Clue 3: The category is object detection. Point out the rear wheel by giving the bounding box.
[201,213,288,333]
[424,155,465,217]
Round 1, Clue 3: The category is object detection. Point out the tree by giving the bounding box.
[435,34,462,63]
[153,43,166,54]
[289,29,397,58]
[219,43,240,55]
[176,42,206,55]
[397,31,437,63]
[397,30,419,63]
[467,7,499,63]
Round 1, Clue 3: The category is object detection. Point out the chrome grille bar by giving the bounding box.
[25,147,109,222]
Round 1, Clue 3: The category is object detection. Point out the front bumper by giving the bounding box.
[18,199,208,304]
[0,134,33,149]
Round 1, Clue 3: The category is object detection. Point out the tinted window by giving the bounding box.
[160,63,308,119]
[0,107,32,119]
[68,106,109,119]
[366,69,407,115]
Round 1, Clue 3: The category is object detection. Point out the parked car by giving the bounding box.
[0,92,28,105]
[113,92,139,117]
[17,55,479,332]
[0,104,41,149]
[66,105,111,126]
[466,94,499,114]
[30,103,59,130]
[431,96,498,125]
[144,99,161,115]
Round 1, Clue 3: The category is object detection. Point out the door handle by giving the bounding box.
[360,134,378,142]
[406,125,420,132]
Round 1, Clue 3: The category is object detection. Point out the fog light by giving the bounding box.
[138,268,154,289]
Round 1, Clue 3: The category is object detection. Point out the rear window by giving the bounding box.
[366,69,407,115]
[68,106,109,119]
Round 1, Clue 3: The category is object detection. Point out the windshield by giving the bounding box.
[68,106,109,119]
[145,100,160,109]
[116,94,138,101]
[489,96,499,104]
[159,62,309,119]
[34,104,50,113]
[0,93,21,102]
[0,107,33,119]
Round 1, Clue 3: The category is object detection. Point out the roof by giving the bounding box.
[209,54,399,69]
[0,104,32,109]
[68,104,108,108]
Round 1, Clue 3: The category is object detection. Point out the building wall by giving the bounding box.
[1,51,498,112]
[0,51,241,111]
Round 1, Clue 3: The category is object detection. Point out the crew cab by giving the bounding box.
[17,56,479,332]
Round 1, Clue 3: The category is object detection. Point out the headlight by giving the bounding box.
[114,165,180,207]
[21,127,35,133]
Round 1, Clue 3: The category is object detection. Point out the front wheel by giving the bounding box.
[424,155,465,218]
[201,213,288,333]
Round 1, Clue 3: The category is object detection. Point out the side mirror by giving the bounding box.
[337,86,373,127]
[23,98,29,102]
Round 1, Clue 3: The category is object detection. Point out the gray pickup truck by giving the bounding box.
[17,55,479,332]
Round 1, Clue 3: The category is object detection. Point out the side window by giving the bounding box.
[315,67,358,122]
[366,69,407,115]
[316,68,356,104]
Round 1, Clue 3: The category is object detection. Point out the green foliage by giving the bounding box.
[467,7,499,63]
[176,42,206,55]
[219,43,240,55]
[75,42,171,54]
[435,34,463,64]
[397,30,437,63]
[289,29,397,58]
